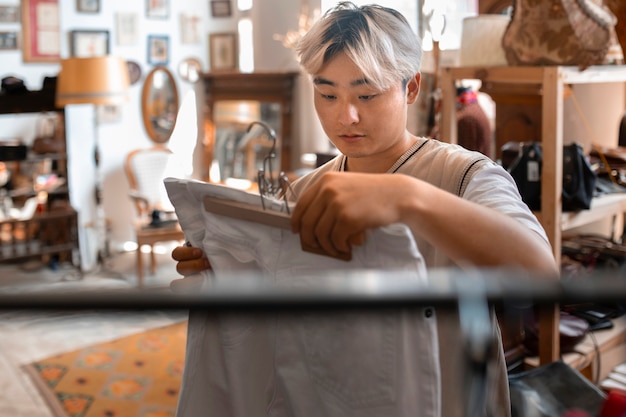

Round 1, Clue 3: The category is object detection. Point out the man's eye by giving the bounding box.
[359,94,376,100]
[321,94,336,100]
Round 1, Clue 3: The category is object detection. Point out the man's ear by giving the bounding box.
[406,73,421,104]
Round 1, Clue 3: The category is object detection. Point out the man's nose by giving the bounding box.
[338,101,359,125]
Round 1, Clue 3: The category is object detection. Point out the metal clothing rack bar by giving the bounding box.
[0,269,622,310]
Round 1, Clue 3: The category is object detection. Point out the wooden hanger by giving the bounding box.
[203,195,351,261]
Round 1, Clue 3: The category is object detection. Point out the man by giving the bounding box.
[172,3,558,416]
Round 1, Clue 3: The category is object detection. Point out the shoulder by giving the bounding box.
[398,138,495,195]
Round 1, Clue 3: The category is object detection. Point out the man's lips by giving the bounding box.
[338,133,364,142]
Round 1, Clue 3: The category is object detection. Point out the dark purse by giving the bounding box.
[507,142,597,212]
[562,143,598,211]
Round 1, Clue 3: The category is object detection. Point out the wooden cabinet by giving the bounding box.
[440,65,626,365]
[0,86,80,270]
[200,72,298,182]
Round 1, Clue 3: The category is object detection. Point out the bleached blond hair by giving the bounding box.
[296,2,423,91]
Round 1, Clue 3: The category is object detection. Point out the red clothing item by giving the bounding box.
[456,100,492,158]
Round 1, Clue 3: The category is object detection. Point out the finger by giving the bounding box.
[176,258,211,276]
[170,273,205,293]
[172,245,204,262]
[349,231,366,246]
[292,190,326,250]
[291,179,322,233]
[314,205,343,256]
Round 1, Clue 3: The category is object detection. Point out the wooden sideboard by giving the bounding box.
[200,72,299,182]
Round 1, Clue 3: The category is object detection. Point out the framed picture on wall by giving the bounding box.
[0,32,18,50]
[146,0,168,19]
[0,6,20,23]
[21,0,61,63]
[70,29,110,57]
[147,34,169,65]
[116,12,138,46]
[209,32,238,72]
[210,0,231,18]
[181,14,201,44]
[76,0,99,13]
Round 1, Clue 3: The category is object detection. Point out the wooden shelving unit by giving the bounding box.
[0,86,81,272]
[440,65,626,366]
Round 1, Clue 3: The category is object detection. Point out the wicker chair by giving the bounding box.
[124,146,185,287]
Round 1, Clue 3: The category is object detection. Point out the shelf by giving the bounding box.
[0,209,79,263]
[524,316,626,381]
[440,64,626,367]
[440,64,626,263]
[441,65,626,86]
[19,153,68,162]
[0,87,78,271]
[562,193,626,232]
[0,87,61,114]
[8,185,69,199]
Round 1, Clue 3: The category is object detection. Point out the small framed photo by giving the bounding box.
[116,12,138,46]
[70,29,110,57]
[181,14,201,44]
[0,6,20,23]
[210,0,231,18]
[0,32,18,50]
[147,34,169,65]
[209,32,238,72]
[76,0,99,13]
[146,0,168,19]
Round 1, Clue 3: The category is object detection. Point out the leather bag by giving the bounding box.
[562,142,597,211]
[502,0,617,69]
[507,142,597,212]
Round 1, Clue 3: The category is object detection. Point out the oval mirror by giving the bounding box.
[141,66,179,144]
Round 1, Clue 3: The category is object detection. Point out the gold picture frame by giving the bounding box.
[209,32,238,72]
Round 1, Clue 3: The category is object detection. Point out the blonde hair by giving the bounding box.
[296,2,423,91]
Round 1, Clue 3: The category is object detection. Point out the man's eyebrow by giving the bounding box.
[313,77,370,87]
[313,77,333,86]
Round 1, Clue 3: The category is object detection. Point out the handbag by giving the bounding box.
[562,142,597,211]
[507,142,542,211]
[509,360,607,417]
[507,142,597,212]
[502,0,617,69]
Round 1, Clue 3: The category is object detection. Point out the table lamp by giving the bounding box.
[55,56,130,271]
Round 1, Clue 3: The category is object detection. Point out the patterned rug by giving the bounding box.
[22,321,188,417]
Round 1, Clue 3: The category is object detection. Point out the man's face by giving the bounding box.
[311,52,419,172]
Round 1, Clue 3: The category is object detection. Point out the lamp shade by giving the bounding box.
[459,15,510,67]
[55,56,130,107]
